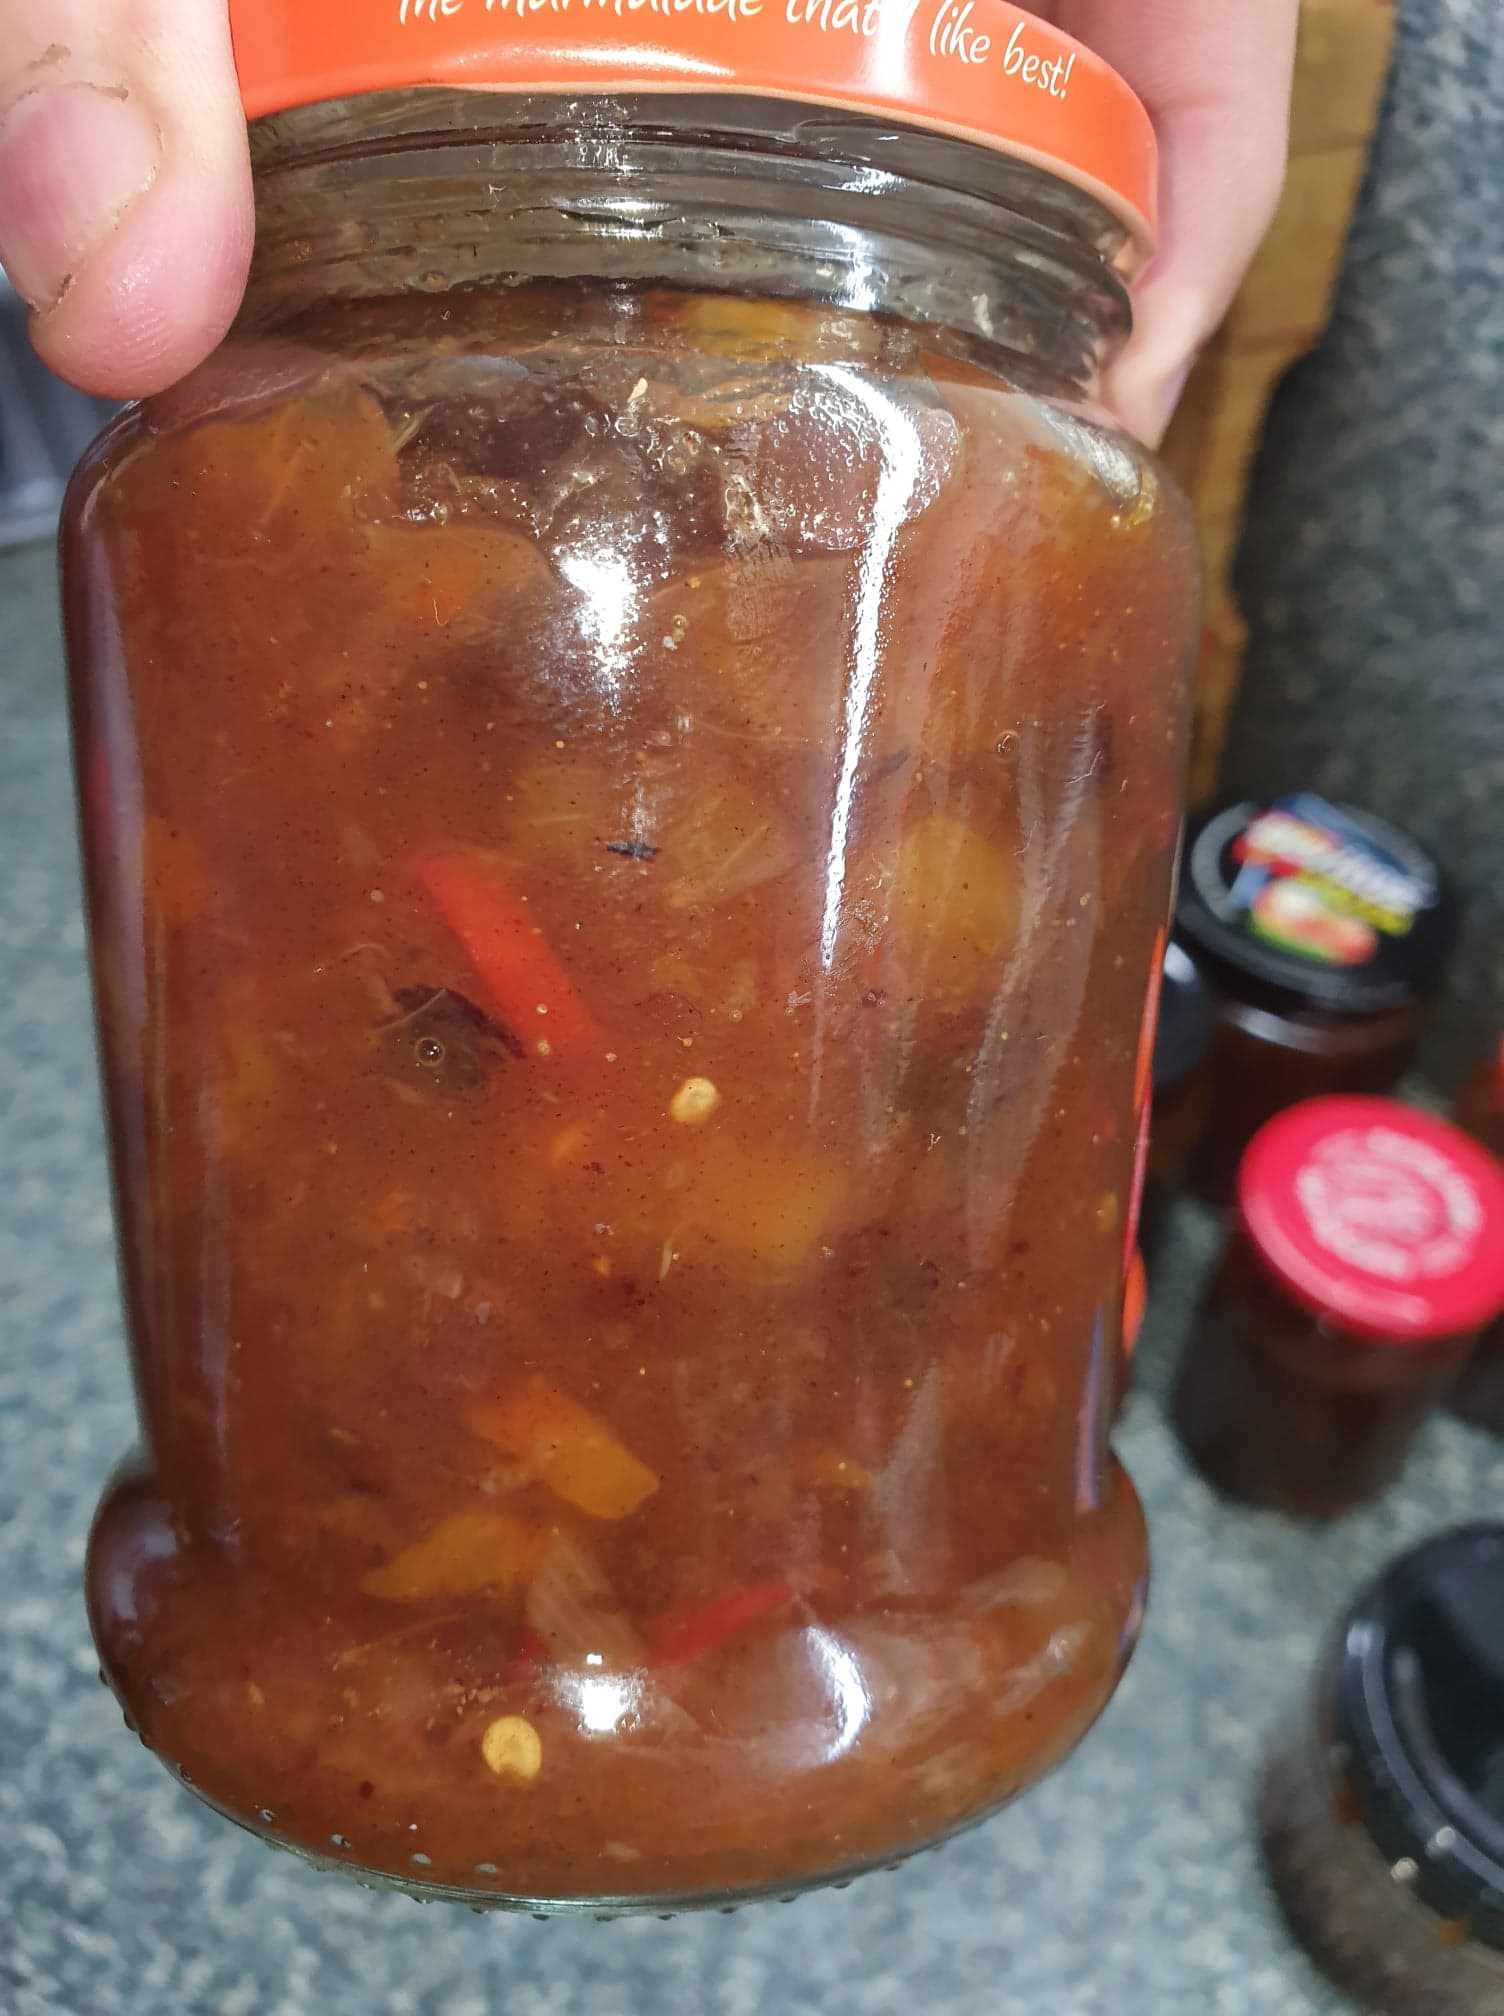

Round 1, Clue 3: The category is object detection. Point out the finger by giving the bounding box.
[0,0,252,397]
[1052,0,1299,444]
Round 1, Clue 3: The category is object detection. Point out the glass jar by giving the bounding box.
[1261,1525,1504,2016]
[1175,796,1458,1204]
[1450,1041,1504,1434]
[67,6,1196,1912]
[1171,1097,1504,1519]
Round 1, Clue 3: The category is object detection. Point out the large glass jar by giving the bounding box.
[67,7,1196,1911]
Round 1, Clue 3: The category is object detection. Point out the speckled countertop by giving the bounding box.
[2,530,1500,2016]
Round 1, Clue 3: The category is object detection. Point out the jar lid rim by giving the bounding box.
[227,4,1157,263]
[1329,1525,1504,1949]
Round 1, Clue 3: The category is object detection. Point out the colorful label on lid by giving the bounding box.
[1227,795,1436,969]
[1294,1126,1485,1286]
[1180,794,1455,1012]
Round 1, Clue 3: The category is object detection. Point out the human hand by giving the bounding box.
[0,0,252,397]
[0,0,1297,438]
[1042,0,1300,444]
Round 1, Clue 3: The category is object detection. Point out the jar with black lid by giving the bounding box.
[1176,794,1459,1204]
[1261,1524,1504,2015]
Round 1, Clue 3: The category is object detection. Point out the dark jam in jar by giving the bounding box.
[1261,1525,1504,2016]
[1171,1097,1504,1519]
[1175,796,1458,1204]
[1450,1040,1504,1434]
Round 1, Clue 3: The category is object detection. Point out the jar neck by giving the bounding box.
[243,90,1133,392]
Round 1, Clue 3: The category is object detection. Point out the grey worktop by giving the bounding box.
[1232,0,1504,1089]
[2,528,1500,2016]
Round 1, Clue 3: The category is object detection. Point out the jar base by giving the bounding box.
[89,1466,1147,1909]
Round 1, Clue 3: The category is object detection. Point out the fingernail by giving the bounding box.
[0,84,160,310]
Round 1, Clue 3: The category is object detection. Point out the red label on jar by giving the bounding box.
[1239,1097,1504,1345]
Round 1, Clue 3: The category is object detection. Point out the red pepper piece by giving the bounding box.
[504,1628,547,1684]
[417,851,605,1060]
[650,1578,796,1669]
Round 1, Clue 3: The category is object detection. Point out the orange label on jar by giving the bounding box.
[229,0,1155,258]
[1124,925,1165,1268]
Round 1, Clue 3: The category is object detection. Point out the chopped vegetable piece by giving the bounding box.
[359,1510,541,1602]
[376,984,522,1096]
[603,839,659,862]
[795,1444,875,1494]
[524,1531,645,1670]
[659,774,797,911]
[651,1579,796,1669]
[359,522,551,637]
[504,1628,547,1683]
[670,1077,721,1126]
[548,1122,591,1166]
[893,814,1022,967]
[299,1493,408,1557]
[469,1378,660,1521]
[693,1144,843,1268]
[670,294,880,360]
[417,851,605,1059]
[481,1714,543,1781]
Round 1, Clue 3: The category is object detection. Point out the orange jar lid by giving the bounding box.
[228,0,1157,262]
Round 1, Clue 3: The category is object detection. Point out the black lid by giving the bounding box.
[1154,940,1213,1093]
[1176,795,1458,1016]
[1328,1524,1504,1949]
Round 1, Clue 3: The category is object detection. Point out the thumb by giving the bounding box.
[0,0,252,397]
[1056,0,1298,445]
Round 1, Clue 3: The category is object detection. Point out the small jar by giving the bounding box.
[1176,796,1458,1204]
[1260,1524,1504,2016]
[1451,1041,1504,1434]
[1171,1097,1504,1519]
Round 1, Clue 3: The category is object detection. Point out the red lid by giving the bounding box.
[1237,1096,1504,1346]
[228,1,1157,265]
